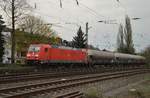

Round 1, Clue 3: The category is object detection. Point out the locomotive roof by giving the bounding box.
[30,44,85,51]
[51,45,83,50]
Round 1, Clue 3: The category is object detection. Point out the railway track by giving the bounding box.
[0,67,143,77]
[0,67,143,84]
[0,67,119,84]
[0,71,78,84]
[0,68,110,84]
[0,69,149,98]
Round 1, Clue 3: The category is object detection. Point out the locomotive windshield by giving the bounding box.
[28,45,40,52]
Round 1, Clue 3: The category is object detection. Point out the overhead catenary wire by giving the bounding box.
[79,2,106,18]
[69,1,116,23]
[16,4,78,33]
[59,0,117,48]
[33,0,149,51]
[33,11,83,29]
[33,1,118,44]
[48,0,122,49]
[59,0,79,8]
[33,0,85,26]
[33,14,78,32]
[32,3,79,24]
[41,0,118,26]
[47,0,109,22]
[46,0,84,25]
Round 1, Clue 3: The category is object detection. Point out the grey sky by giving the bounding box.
[2,0,150,52]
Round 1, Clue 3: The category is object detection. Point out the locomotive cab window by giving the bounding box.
[28,45,40,52]
[44,48,48,52]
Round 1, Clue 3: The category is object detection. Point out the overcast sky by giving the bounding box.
[2,0,150,52]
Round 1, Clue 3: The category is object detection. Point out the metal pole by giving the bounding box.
[86,22,88,49]
[11,0,15,63]
[86,22,88,64]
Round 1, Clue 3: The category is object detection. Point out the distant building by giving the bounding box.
[2,31,11,64]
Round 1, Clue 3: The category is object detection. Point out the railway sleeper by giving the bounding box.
[55,91,83,98]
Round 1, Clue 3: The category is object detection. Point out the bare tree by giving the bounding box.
[18,15,54,37]
[0,0,31,63]
[0,15,5,62]
[117,24,125,52]
[124,15,135,54]
[0,0,31,24]
[116,16,135,54]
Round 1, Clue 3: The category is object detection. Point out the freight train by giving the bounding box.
[26,44,146,68]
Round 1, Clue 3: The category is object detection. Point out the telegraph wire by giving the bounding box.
[33,11,77,31]
[42,0,85,25]
[31,9,81,32]
[79,2,106,18]
[47,0,108,22]
[33,10,84,27]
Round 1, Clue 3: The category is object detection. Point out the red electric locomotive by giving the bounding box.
[26,44,87,65]
[26,44,146,67]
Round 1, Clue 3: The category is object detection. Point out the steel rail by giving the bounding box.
[0,69,146,93]
[0,69,149,98]
[0,67,130,84]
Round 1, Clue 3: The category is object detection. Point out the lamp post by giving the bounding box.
[85,22,92,49]
[85,22,92,64]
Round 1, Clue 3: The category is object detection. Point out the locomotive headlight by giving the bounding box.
[27,54,31,57]
[35,54,39,57]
